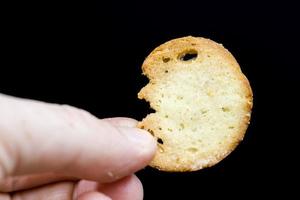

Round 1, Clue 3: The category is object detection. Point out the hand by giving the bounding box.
[0,94,156,200]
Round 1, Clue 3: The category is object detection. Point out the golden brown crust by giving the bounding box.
[138,36,253,172]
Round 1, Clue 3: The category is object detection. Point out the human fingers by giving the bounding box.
[0,118,139,192]
[77,192,111,200]
[74,175,143,200]
[0,94,156,183]
[10,181,75,200]
[0,173,77,192]
[10,175,143,200]
[101,117,138,128]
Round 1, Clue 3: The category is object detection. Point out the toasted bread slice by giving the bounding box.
[138,36,253,171]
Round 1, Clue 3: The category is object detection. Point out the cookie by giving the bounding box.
[138,36,253,172]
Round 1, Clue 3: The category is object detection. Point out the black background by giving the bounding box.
[1,1,299,199]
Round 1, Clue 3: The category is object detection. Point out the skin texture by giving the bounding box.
[0,94,157,200]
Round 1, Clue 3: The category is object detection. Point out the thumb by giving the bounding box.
[0,94,156,183]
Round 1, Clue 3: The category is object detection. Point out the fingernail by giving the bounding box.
[119,127,156,149]
[102,117,138,128]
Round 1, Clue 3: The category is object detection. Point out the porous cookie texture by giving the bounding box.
[138,36,253,172]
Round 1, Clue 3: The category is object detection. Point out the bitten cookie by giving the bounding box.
[138,36,253,172]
